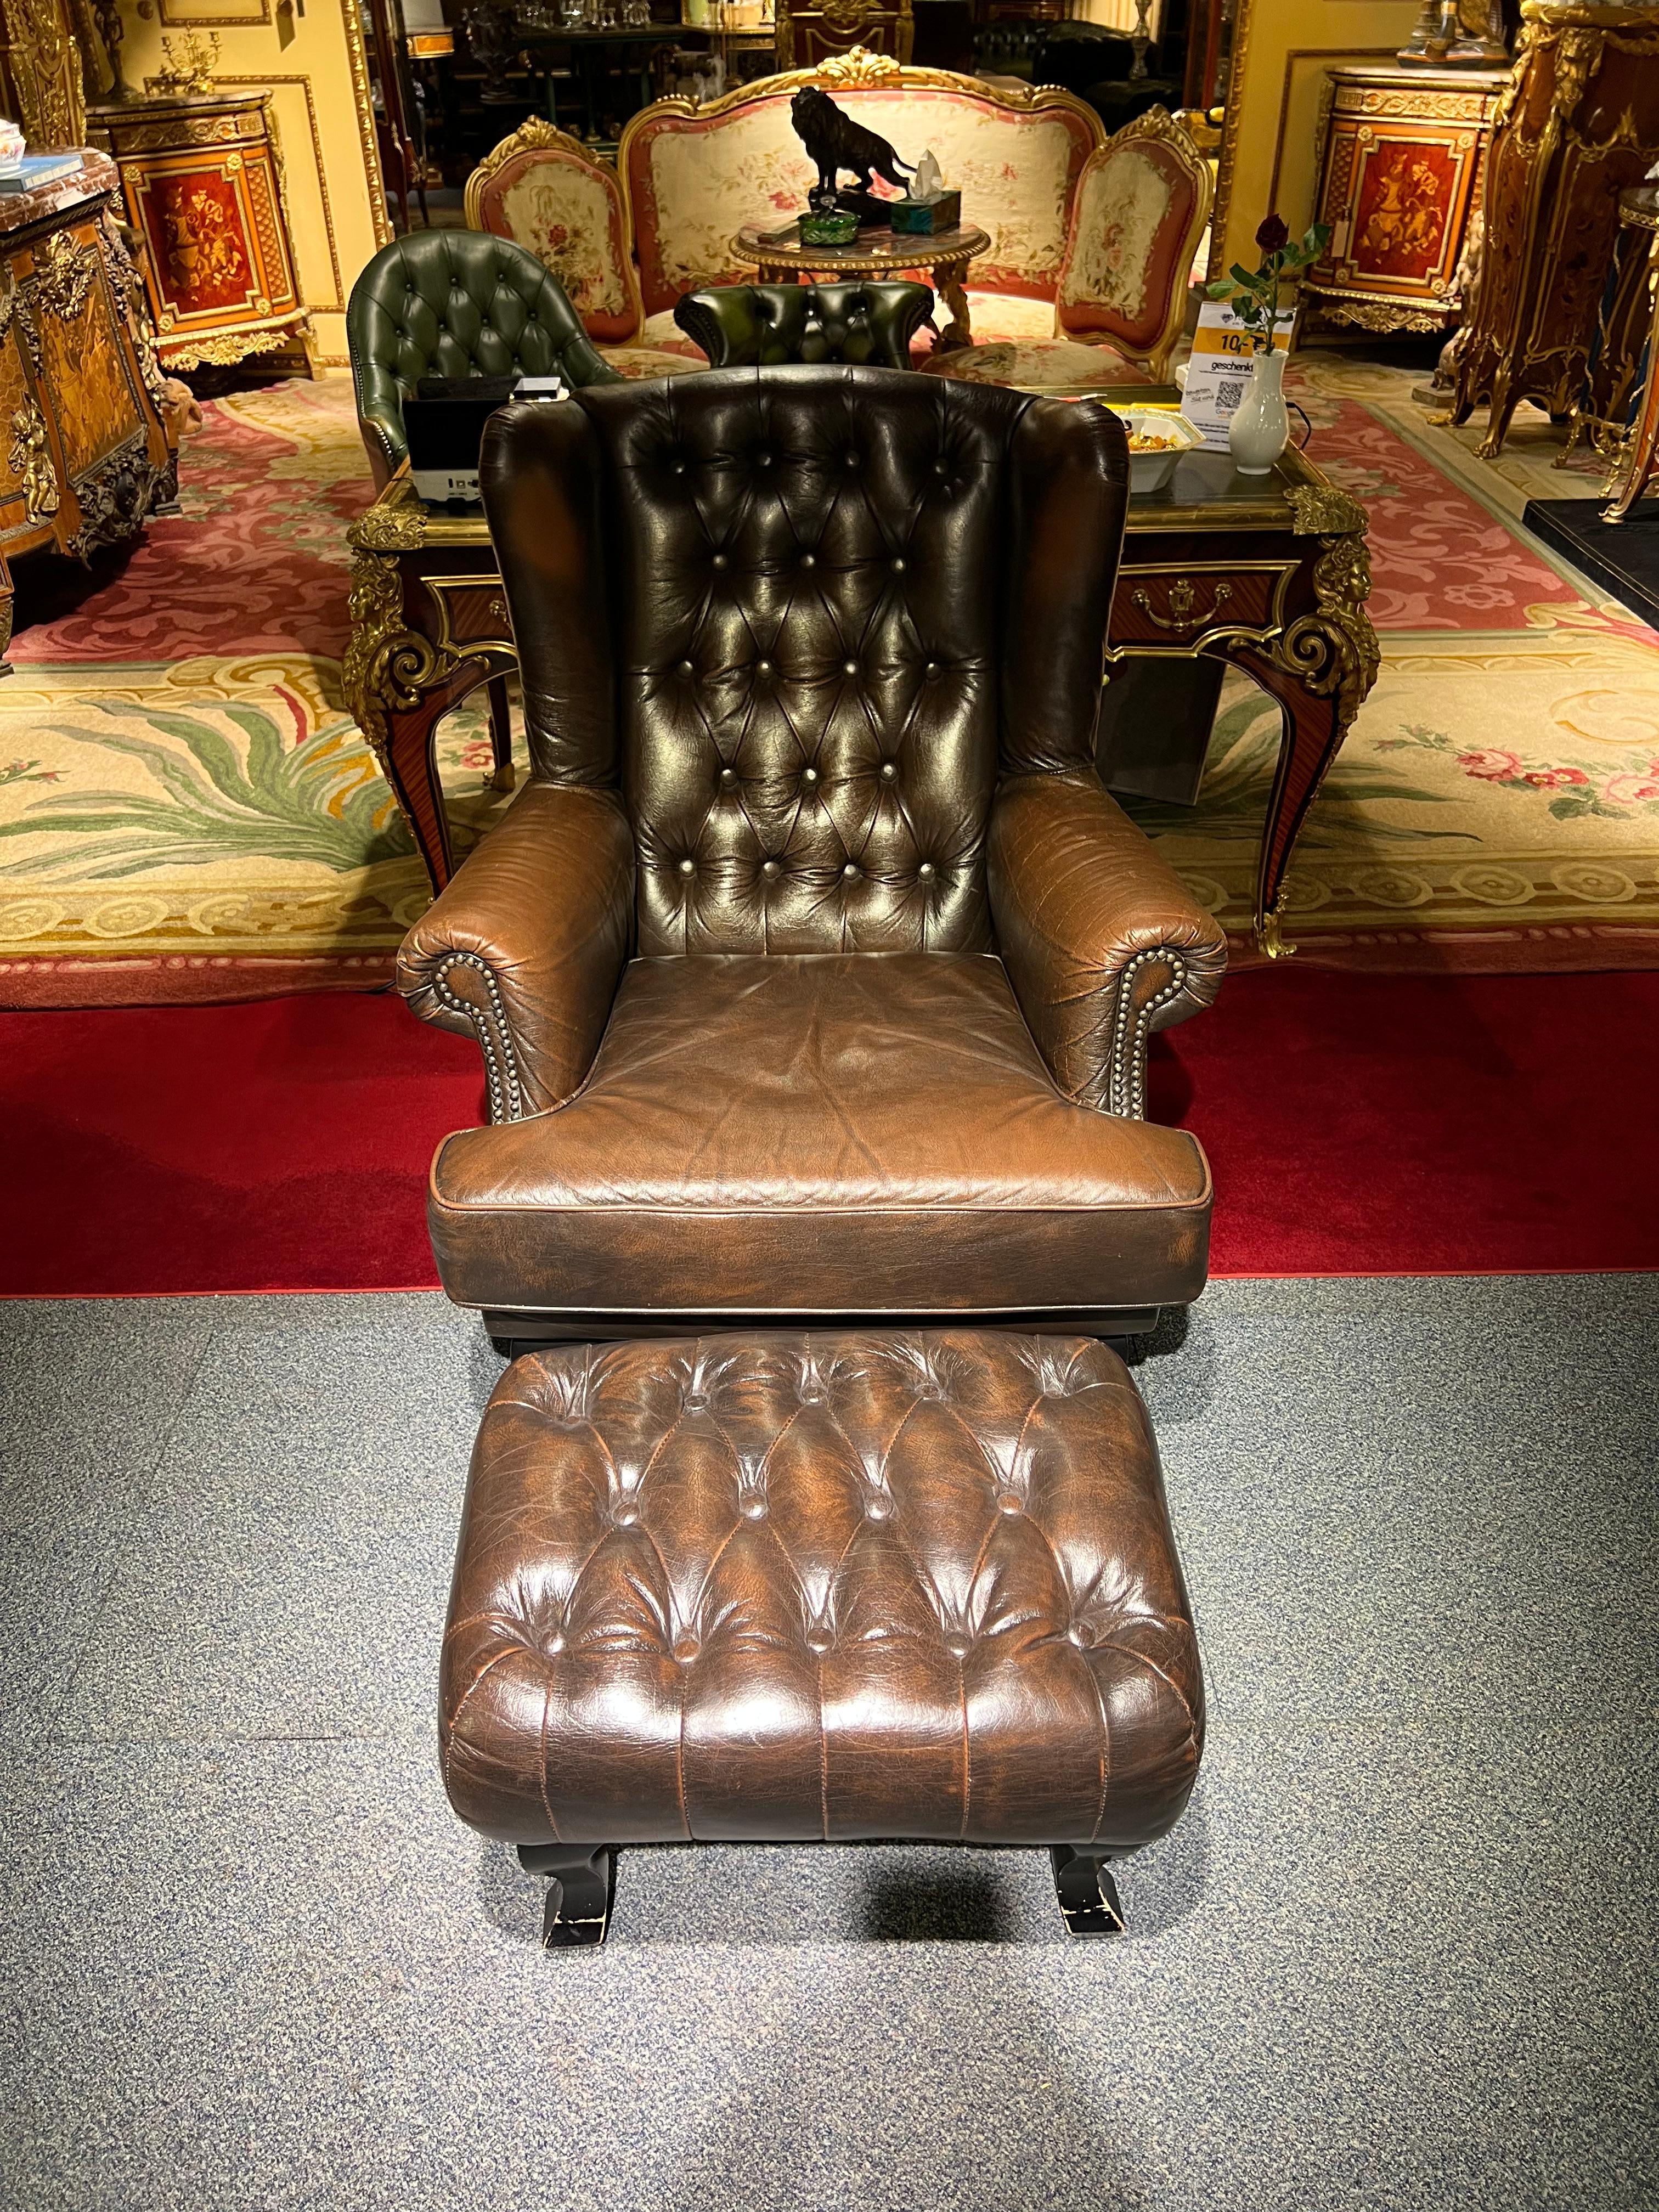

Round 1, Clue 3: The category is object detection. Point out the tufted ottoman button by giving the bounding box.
[842,862,860,881]
[802,765,819,786]
[761,858,780,878]
[756,659,772,679]
[891,556,906,573]
[918,862,935,880]
[800,551,816,568]
[678,857,696,877]
[880,761,897,781]
[719,766,737,787]
[843,659,858,676]
[679,659,695,678]
[443,1330,1204,1946]
[712,551,728,569]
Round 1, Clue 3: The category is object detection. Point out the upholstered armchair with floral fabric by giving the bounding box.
[923,108,1212,393]
[464,119,701,380]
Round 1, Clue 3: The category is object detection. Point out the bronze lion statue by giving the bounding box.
[790,87,914,200]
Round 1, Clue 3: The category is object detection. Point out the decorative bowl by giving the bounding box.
[1116,407,1204,496]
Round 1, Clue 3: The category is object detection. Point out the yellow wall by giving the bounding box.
[1212,0,1423,277]
[116,0,390,364]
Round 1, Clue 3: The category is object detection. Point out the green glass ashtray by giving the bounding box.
[799,208,859,247]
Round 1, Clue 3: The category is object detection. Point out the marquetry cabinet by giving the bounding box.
[89,90,313,374]
[0,150,178,665]
[1302,63,1507,336]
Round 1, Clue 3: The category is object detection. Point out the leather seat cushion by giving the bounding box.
[441,1328,1204,1848]
[428,951,1211,1317]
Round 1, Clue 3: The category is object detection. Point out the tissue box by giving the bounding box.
[888,191,962,235]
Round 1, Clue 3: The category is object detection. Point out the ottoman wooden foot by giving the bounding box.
[1051,1847,1126,1938]
[517,1843,617,1949]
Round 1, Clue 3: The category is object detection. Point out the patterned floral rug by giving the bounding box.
[1,361,1655,1005]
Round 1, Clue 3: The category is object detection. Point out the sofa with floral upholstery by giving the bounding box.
[464,58,1206,386]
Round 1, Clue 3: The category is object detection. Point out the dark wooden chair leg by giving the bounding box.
[518,1842,617,1948]
[1051,1846,1125,1937]
[486,675,515,792]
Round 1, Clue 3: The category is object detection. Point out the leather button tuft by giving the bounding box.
[684,1390,707,1410]
[945,1634,970,1660]
[997,1492,1022,1515]
[843,862,860,881]
[891,556,906,573]
[802,765,819,785]
[613,1504,639,1527]
[918,861,935,879]
[1068,1624,1088,1648]
[740,1496,768,1520]
[543,1632,566,1656]
[712,552,729,569]
[845,451,859,469]
[678,857,696,877]
[679,659,695,678]
[843,659,858,676]
[761,858,781,878]
[756,450,773,467]
[756,659,772,678]
[879,761,897,780]
[800,551,816,568]
[806,1628,833,1655]
[719,766,737,786]
[865,1496,890,1521]
[673,1635,701,1663]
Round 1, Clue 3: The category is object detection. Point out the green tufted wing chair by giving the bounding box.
[673,281,934,370]
[346,230,622,493]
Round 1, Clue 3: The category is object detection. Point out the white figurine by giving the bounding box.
[913,149,943,204]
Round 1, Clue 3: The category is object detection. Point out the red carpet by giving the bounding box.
[8,970,1658,1296]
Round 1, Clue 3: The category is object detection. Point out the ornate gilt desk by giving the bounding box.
[0,149,178,667]
[345,444,1376,957]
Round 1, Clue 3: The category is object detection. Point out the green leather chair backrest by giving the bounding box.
[347,229,620,487]
[673,281,934,371]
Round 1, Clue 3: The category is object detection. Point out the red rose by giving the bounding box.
[1256,213,1290,253]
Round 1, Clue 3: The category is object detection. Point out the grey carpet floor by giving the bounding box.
[0,1277,1654,2212]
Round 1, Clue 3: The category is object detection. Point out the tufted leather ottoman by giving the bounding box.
[442,1329,1204,1945]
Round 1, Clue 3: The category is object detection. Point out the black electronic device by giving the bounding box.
[403,373,566,504]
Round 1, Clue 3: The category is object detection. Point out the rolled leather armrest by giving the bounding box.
[989,770,1227,1119]
[397,781,634,1122]
[356,404,404,493]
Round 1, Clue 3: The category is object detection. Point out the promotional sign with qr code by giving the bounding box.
[1182,300,1297,453]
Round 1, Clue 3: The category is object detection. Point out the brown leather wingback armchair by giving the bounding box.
[398,366,1227,1348]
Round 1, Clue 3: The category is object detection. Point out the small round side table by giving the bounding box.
[730,219,992,351]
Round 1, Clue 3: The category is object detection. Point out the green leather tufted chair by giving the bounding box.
[672,281,934,370]
[347,230,622,493]
[347,231,623,789]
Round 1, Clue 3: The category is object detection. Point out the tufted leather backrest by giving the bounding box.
[481,365,1129,956]
[673,281,934,370]
[346,230,617,486]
